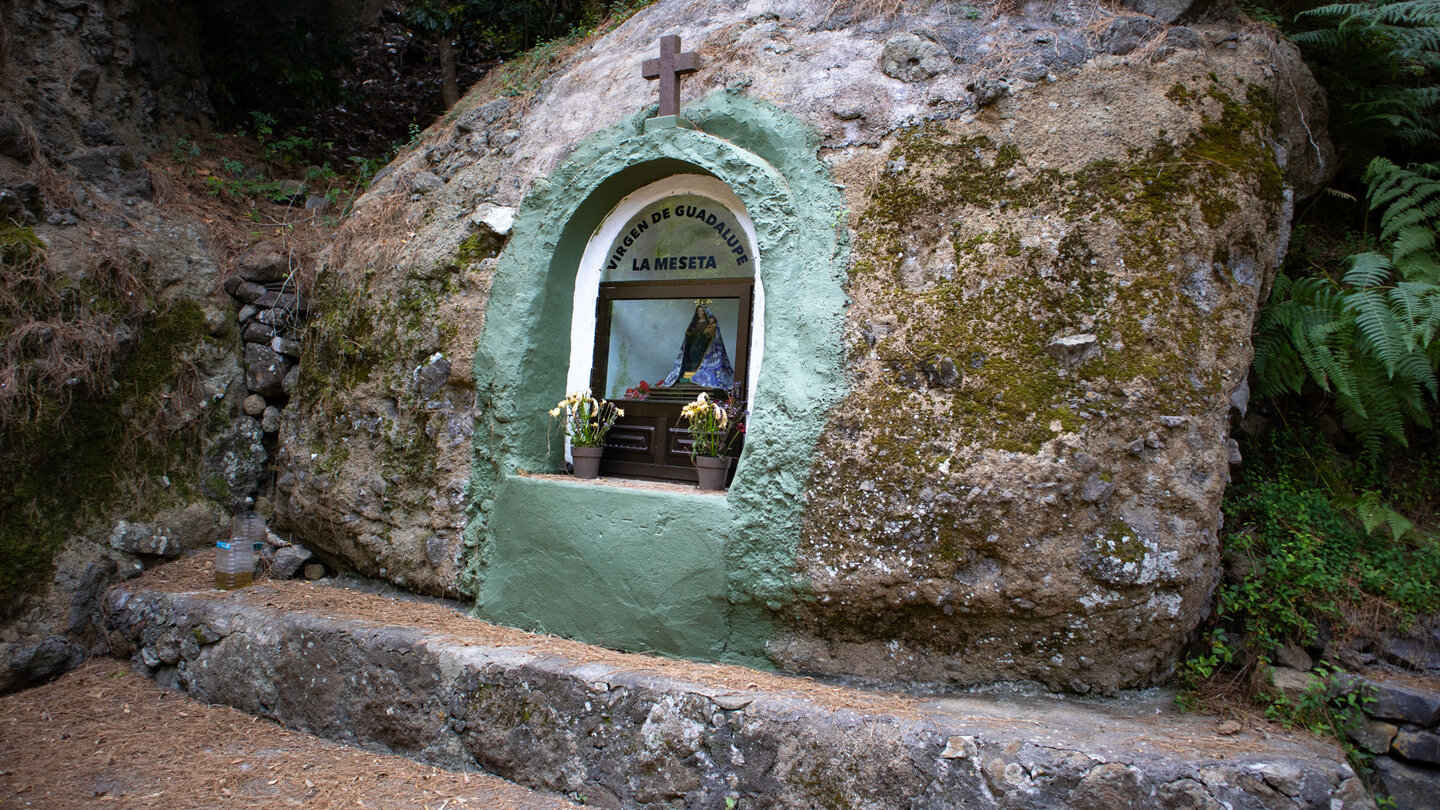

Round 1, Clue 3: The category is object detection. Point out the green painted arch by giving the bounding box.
[464,93,848,663]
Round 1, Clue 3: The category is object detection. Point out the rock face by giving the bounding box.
[0,0,249,684]
[276,0,1334,690]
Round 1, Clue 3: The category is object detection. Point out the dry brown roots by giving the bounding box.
[0,658,576,810]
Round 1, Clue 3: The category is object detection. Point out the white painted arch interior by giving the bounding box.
[565,175,765,457]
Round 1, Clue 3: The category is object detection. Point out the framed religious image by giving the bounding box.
[584,190,756,482]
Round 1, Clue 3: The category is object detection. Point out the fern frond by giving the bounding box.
[1348,287,1409,375]
[1342,252,1395,287]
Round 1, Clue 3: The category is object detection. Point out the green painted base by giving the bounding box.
[479,474,732,659]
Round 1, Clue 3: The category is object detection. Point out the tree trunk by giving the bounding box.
[439,36,459,109]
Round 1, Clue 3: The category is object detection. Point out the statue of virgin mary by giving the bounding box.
[661,304,733,389]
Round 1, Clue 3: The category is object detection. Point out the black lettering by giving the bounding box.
[661,207,671,219]
[737,255,749,266]
[623,234,633,248]
[650,211,663,224]
[705,213,718,226]
[706,256,717,269]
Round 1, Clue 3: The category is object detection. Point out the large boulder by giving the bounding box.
[276,0,1334,690]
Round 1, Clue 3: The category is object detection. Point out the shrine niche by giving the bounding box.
[568,178,759,482]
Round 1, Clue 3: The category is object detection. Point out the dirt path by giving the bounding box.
[0,659,578,810]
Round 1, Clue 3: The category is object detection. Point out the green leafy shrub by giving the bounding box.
[1254,158,1440,450]
[1206,424,1440,667]
[1294,1,1440,159]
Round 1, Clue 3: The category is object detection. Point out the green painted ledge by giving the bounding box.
[465,92,849,665]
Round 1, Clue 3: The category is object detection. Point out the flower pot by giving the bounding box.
[694,455,731,491]
[571,446,603,479]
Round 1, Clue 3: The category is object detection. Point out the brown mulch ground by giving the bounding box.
[0,658,577,810]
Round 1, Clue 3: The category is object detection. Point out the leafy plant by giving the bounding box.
[1264,662,1376,770]
[1254,158,1440,450]
[680,391,744,458]
[1202,424,1440,671]
[549,390,622,447]
[1293,1,1440,159]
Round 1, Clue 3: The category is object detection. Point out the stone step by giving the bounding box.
[104,564,1374,810]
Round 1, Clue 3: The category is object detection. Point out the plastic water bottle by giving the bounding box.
[215,511,265,590]
[214,536,254,590]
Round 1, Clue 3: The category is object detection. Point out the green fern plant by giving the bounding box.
[1255,158,1440,449]
[1293,1,1440,157]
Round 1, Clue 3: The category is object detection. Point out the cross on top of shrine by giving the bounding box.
[642,35,698,119]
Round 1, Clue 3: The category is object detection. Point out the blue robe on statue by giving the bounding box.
[662,305,734,388]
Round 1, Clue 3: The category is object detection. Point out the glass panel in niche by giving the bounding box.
[599,194,754,283]
[605,298,740,401]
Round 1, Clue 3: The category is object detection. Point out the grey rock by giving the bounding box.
[200,417,266,502]
[5,635,83,688]
[1347,717,1398,755]
[1381,636,1440,672]
[1119,0,1220,23]
[1372,755,1440,809]
[303,563,326,580]
[68,558,118,633]
[253,290,304,314]
[237,303,260,323]
[304,194,330,213]
[261,406,282,435]
[255,308,292,327]
[1366,678,1440,726]
[1395,728,1440,765]
[1080,473,1115,504]
[1165,27,1204,50]
[1273,642,1312,672]
[108,520,180,557]
[1270,666,1317,699]
[282,365,301,396]
[1046,333,1099,368]
[79,119,115,145]
[242,393,267,417]
[925,356,961,388]
[455,98,513,132]
[971,78,1010,107]
[470,203,516,236]
[411,172,445,194]
[70,64,100,97]
[66,146,152,200]
[414,353,452,397]
[271,336,302,358]
[880,32,949,82]
[710,694,754,711]
[155,501,228,551]
[0,189,24,222]
[270,545,313,580]
[46,211,78,226]
[0,109,30,161]
[1226,438,1242,465]
[232,280,266,303]
[244,344,289,398]
[1101,17,1164,56]
[237,241,291,283]
[273,179,306,203]
[242,322,276,343]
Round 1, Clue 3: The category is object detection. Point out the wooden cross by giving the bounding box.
[642,35,698,118]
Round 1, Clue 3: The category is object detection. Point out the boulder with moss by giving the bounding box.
[275,0,1333,691]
